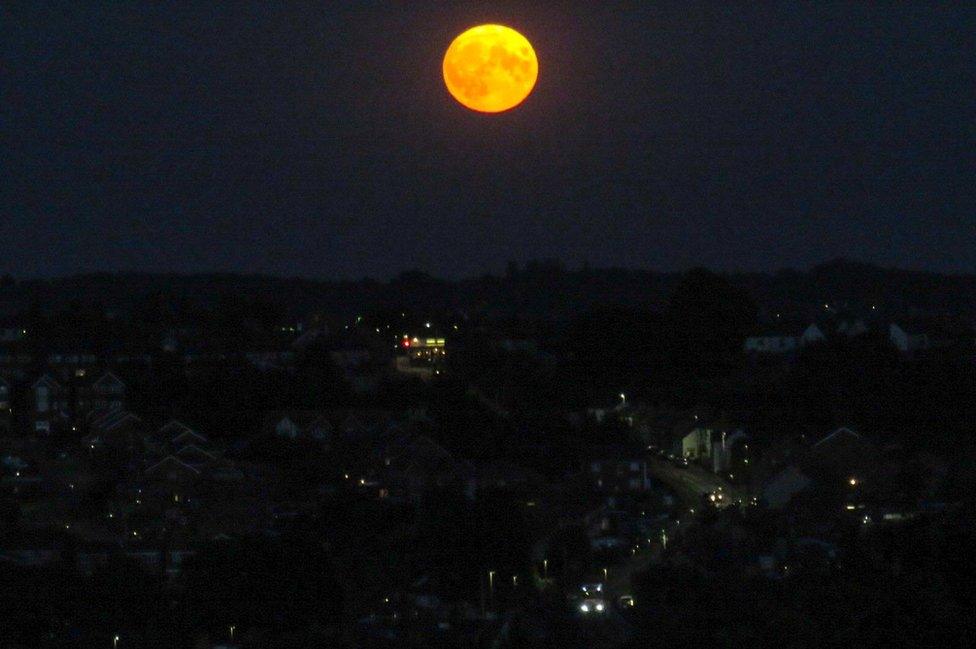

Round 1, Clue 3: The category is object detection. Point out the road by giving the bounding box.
[646,456,748,509]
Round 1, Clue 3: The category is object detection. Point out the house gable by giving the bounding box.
[145,456,200,481]
[763,465,812,509]
[159,420,196,439]
[92,371,126,393]
[171,429,209,446]
[32,374,62,391]
[813,426,861,448]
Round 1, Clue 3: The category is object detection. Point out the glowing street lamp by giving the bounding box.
[113,636,120,649]
[543,558,548,579]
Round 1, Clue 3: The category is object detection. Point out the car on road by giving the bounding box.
[579,582,605,597]
[577,598,608,615]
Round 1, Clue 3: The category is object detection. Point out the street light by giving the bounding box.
[113,635,120,649]
[602,567,608,582]
[488,570,495,596]
[229,625,236,641]
[543,558,548,579]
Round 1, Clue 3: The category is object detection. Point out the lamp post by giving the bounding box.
[113,636,119,649]
[543,558,548,580]
[488,570,495,599]
[229,625,236,641]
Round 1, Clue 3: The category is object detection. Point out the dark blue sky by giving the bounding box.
[2,1,974,279]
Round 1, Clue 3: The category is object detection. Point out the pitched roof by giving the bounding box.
[171,429,209,445]
[267,410,334,431]
[31,374,62,390]
[813,426,861,447]
[175,444,216,463]
[145,455,200,476]
[91,409,141,432]
[91,371,125,390]
[159,420,197,439]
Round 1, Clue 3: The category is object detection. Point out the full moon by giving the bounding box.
[443,24,538,113]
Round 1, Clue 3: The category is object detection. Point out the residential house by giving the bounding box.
[711,429,749,474]
[146,421,214,463]
[888,323,930,353]
[91,371,126,412]
[744,323,826,355]
[142,421,221,504]
[588,446,650,494]
[680,427,714,461]
[29,374,69,434]
[268,411,333,442]
[762,465,813,509]
[0,353,32,382]
[586,394,629,425]
[806,426,878,483]
[759,427,879,510]
[338,409,397,442]
[145,456,201,484]
[0,376,9,412]
[0,326,27,343]
[801,323,827,345]
[744,331,799,355]
[154,420,199,446]
[378,433,459,502]
[245,350,296,372]
[46,352,99,383]
[77,371,126,415]
[83,409,144,453]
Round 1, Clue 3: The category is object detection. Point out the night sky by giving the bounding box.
[3,2,974,279]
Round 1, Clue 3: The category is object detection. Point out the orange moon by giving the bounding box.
[443,24,538,113]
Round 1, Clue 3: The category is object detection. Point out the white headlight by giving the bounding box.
[596,603,605,612]
[580,604,590,612]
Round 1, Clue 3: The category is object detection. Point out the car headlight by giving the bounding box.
[580,603,590,613]
[596,603,605,612]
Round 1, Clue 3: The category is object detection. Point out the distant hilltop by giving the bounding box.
[1,259,975,323]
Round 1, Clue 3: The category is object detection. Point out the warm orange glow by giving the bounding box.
[443,24,538,113]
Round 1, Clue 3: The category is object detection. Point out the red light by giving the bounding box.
[402,340,410,348]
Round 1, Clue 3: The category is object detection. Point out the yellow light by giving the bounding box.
[443,24,538,113]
